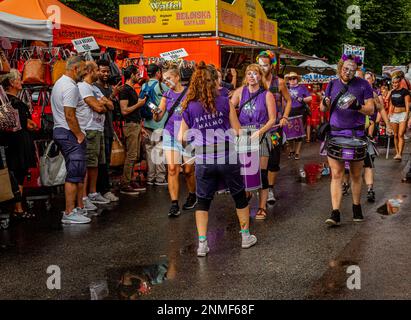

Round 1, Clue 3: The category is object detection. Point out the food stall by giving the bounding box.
[120,0,278,71]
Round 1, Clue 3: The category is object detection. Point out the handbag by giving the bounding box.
[0,168,14,202]
[40,141,67,187]
[22,59,46,84]
[0,86,22,132]
[52,59,66,84]
[32,90,53,133]
[110,132,126,167]
[0,49,11,74]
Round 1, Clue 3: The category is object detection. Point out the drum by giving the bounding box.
[327,136,367,161]
[236,136,261,192]
[283,115,306,141]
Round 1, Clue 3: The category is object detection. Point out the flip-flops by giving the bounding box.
[255,208,267,220]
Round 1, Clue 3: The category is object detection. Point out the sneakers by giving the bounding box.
[325,210,341,226]
[130,182,147,192]
[83,197,98,211]
[342,183,350,196]
[353,205,364,222]
[267,189,276,204]
[120,185,140,195]
[367,189,375,203]
[147,181,155,186]
[88,193,110,204]
[183,193,197,210]
[241,234,258,249]
[61,211,91,224]
[103,192,119,202]
[197,240,210,257]
[168,203,181,218]
[75,207,88,216]
[155,180,168,186]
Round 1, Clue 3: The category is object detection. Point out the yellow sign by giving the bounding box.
[120,0,217,39]
[218,0,278,47]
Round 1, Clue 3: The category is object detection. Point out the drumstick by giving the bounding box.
[386,136,390,160]
[181,156,196,167]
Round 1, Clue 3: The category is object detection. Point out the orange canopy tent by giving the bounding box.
[0,0,143,52]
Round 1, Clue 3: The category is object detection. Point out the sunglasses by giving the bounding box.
[289,77,298,80]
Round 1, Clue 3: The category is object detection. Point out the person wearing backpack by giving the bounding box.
[139,64,168,186]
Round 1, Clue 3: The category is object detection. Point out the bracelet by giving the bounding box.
[283,116,289,120]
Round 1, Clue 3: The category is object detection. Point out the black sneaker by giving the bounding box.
[183,193,197,210]
[325,210,341,226]
[342,183,350,196]
[367,189,375,203]
[168,204,181,218]
[353,205,364,222]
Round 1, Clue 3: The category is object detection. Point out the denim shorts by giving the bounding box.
[162,133,192,158]
[389,112,407,124]
[53,128,87,184]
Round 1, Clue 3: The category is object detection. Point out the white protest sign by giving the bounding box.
[343,44,365,63]
[160,48,188,61]
[71,36,100,53]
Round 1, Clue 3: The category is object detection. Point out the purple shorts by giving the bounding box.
[53,128,87,184]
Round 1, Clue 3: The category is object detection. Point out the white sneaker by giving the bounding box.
[88,193,110,204]
[267,189,276,204]
[197,240,210,257]
[103,192,119,202]
[83,197,98,211]
[61,211,91,224]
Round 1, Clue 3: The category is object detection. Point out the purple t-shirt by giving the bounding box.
[325,78,373,137]
[238,86,269,128]
[182,95,234,159]
[219,87,230,98]
[163,88,187,139]
[288,84,310,109]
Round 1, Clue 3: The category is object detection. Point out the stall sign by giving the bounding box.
[343,44,365,63]
[160,48,189,61]
[120,0,216,39]
[72,36,100,53]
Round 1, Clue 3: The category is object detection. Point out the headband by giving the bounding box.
[257,50,278,67]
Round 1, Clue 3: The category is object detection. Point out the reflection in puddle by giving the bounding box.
[98,259,169,300]
[377,195,406,215]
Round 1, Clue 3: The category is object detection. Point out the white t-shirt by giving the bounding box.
[51,75,81,131]
[77,81,105,132]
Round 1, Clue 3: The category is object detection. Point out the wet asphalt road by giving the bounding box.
[0,140,410,300]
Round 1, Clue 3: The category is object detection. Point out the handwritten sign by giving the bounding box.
[71,36,100,53]
[343,44,365,63]
[160,48,188,61]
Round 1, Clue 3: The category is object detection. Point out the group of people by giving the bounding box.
[1,49,410,258]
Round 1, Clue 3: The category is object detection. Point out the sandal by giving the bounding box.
[255,208,267,220]
[11,211,36,220]
[294,154,300,160]
[288,152,295,159]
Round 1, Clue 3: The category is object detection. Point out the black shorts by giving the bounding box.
[196,159,245,200]
[268,144,281,172]
[364,152,375,169]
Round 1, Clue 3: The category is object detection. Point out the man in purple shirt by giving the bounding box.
[321,55,374,227]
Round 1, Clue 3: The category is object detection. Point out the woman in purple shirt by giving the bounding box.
[286,72,312,160]
[153,63,196,218]
[231,64,276,220]
[178,62,257,257]
[321,55,374,227]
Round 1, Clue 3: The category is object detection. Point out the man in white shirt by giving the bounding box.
[52,56,91,224]
[78,61,114,210]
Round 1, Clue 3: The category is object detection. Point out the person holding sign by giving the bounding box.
[153,63,196,218]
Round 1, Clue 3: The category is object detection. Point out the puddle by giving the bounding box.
[93,258,169,300]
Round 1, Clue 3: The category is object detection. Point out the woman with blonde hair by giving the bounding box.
[153,63,196,217]
[1,69,37,219]
[231,64,276,220]
[178,62,257,257]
